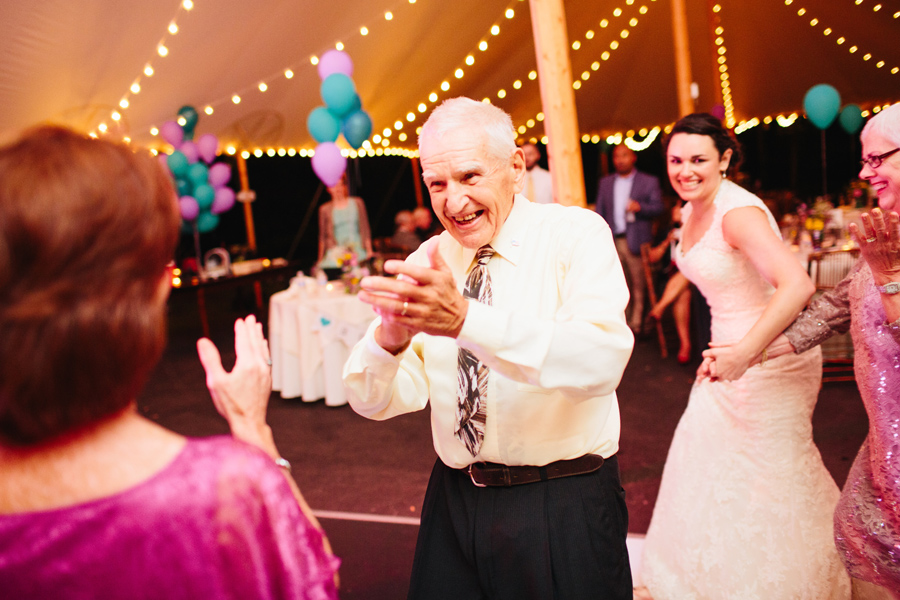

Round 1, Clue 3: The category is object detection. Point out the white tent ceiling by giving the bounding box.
[1,0,897,152]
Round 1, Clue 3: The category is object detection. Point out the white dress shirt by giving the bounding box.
[343,195,633,469]
[612,171,636,234]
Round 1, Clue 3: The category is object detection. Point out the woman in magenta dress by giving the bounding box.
[0,126,339,599]
[764,103,900,598]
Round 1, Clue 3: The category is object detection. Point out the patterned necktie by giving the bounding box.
[455,245,495,456]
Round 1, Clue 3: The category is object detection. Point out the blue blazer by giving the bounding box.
[595,170,664,255]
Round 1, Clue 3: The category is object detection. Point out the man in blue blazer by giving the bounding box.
[595,144,664,333]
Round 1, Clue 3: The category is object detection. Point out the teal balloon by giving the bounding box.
[320,73,357,118]
[187,162,209,187]
[341,110,373,149]
[167,151,189,177]
[178,105,199,140]
[347,93,361,115]
[803,84,841,130]
[196,211,220,233]
[175,177,192,197]
[307,107,341,142]
[194,184,216,210]
[839,104,864,135]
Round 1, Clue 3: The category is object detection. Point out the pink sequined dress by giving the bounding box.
[0,436,339,600]
[785,260,900,589]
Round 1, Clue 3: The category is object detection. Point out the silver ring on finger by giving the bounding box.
[867,236,877,243]
[401,301,409,317]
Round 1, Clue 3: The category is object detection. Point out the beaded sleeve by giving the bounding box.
[783,273,853,354]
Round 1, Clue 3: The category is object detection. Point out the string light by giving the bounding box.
[784,2,898,75]
[710,4,736,129]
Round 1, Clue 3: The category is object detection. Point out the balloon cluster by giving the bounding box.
[160,105,236,233]
[307,50,373,187]
[803,84,864,135]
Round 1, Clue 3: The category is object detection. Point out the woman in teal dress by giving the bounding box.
[317,177,372,269]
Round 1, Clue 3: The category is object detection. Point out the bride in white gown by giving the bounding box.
[640,114,850,599]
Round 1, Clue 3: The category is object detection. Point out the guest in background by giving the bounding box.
[0,126,339,599]
[413,205,443,240]
[345,97,634,599]
[520,141,554,204]
[596,144,665,333]
[391,209,422,254]
[754,103,900,598]
[645,202,693,364]
[317,175,373,269]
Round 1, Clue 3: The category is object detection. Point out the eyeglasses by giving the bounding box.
[861,147,900,170]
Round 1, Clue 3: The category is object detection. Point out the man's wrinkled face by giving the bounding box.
[420,128,524,249]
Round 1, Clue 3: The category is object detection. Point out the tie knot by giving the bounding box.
[475,245,495,266]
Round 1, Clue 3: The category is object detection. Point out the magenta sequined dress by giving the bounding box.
[0,436,339,600]
[785,261,900,589]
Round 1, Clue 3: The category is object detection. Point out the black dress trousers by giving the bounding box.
[407,455,632,600]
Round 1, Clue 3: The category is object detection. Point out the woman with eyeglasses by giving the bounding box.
[737,103,900,597]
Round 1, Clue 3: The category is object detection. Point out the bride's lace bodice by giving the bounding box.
[675,179,781,344]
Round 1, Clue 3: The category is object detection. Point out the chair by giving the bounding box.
[808,248,860,383]
[640,243,668,358]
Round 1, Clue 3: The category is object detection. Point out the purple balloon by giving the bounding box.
[196,133,219,163]
[179,196,199,220]
[160,120,184,146]
[710,104,726,121]
[208,162,232,188]
[211,187,236,215]
[180,140,199,164]
[317,49,353,80]
[311,142,347,187]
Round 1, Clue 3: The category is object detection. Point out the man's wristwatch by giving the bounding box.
[877,282,900,295]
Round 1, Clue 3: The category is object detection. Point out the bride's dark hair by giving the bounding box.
[665,113,742,177]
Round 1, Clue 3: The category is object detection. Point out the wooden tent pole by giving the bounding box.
[410,156,424,208]
[671,0,695,117]
[235,153,258,253]
[528,0,585,208]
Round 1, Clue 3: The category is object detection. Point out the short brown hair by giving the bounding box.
[0,126,180,445]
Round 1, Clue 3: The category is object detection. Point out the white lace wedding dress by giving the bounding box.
[641,180,850,599]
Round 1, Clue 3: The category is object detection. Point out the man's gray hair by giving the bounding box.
[419,97,517,163]
[861,103,900,148]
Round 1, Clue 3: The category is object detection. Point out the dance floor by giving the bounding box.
[141,286,868,599]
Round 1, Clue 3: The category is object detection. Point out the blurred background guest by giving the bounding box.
[520,141,553,204]
[317,175,373,269]
[0,126,339,600]
[391,209,422,254]
[413,205,443,241]
[596,144,665,334]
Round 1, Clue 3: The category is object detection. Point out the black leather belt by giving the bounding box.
[614,233,626,239]
[466,454,605,487]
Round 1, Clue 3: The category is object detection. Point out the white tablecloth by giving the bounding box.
[269,278,376,406]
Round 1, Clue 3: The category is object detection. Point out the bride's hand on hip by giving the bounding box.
[701,345,752,382]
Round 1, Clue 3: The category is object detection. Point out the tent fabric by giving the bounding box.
[0,0,897,151]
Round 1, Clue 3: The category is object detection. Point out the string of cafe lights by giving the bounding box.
[709,4,736,130]
[783,0,899,75]
[368,0,526,159]
[90,0,197,141]
[516,0,659,150]
[107,0,428,156]
[850,0,900,21]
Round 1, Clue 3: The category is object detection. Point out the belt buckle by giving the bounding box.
[468,464,487,488]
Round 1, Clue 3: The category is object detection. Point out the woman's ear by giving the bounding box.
[719,148,733,175]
